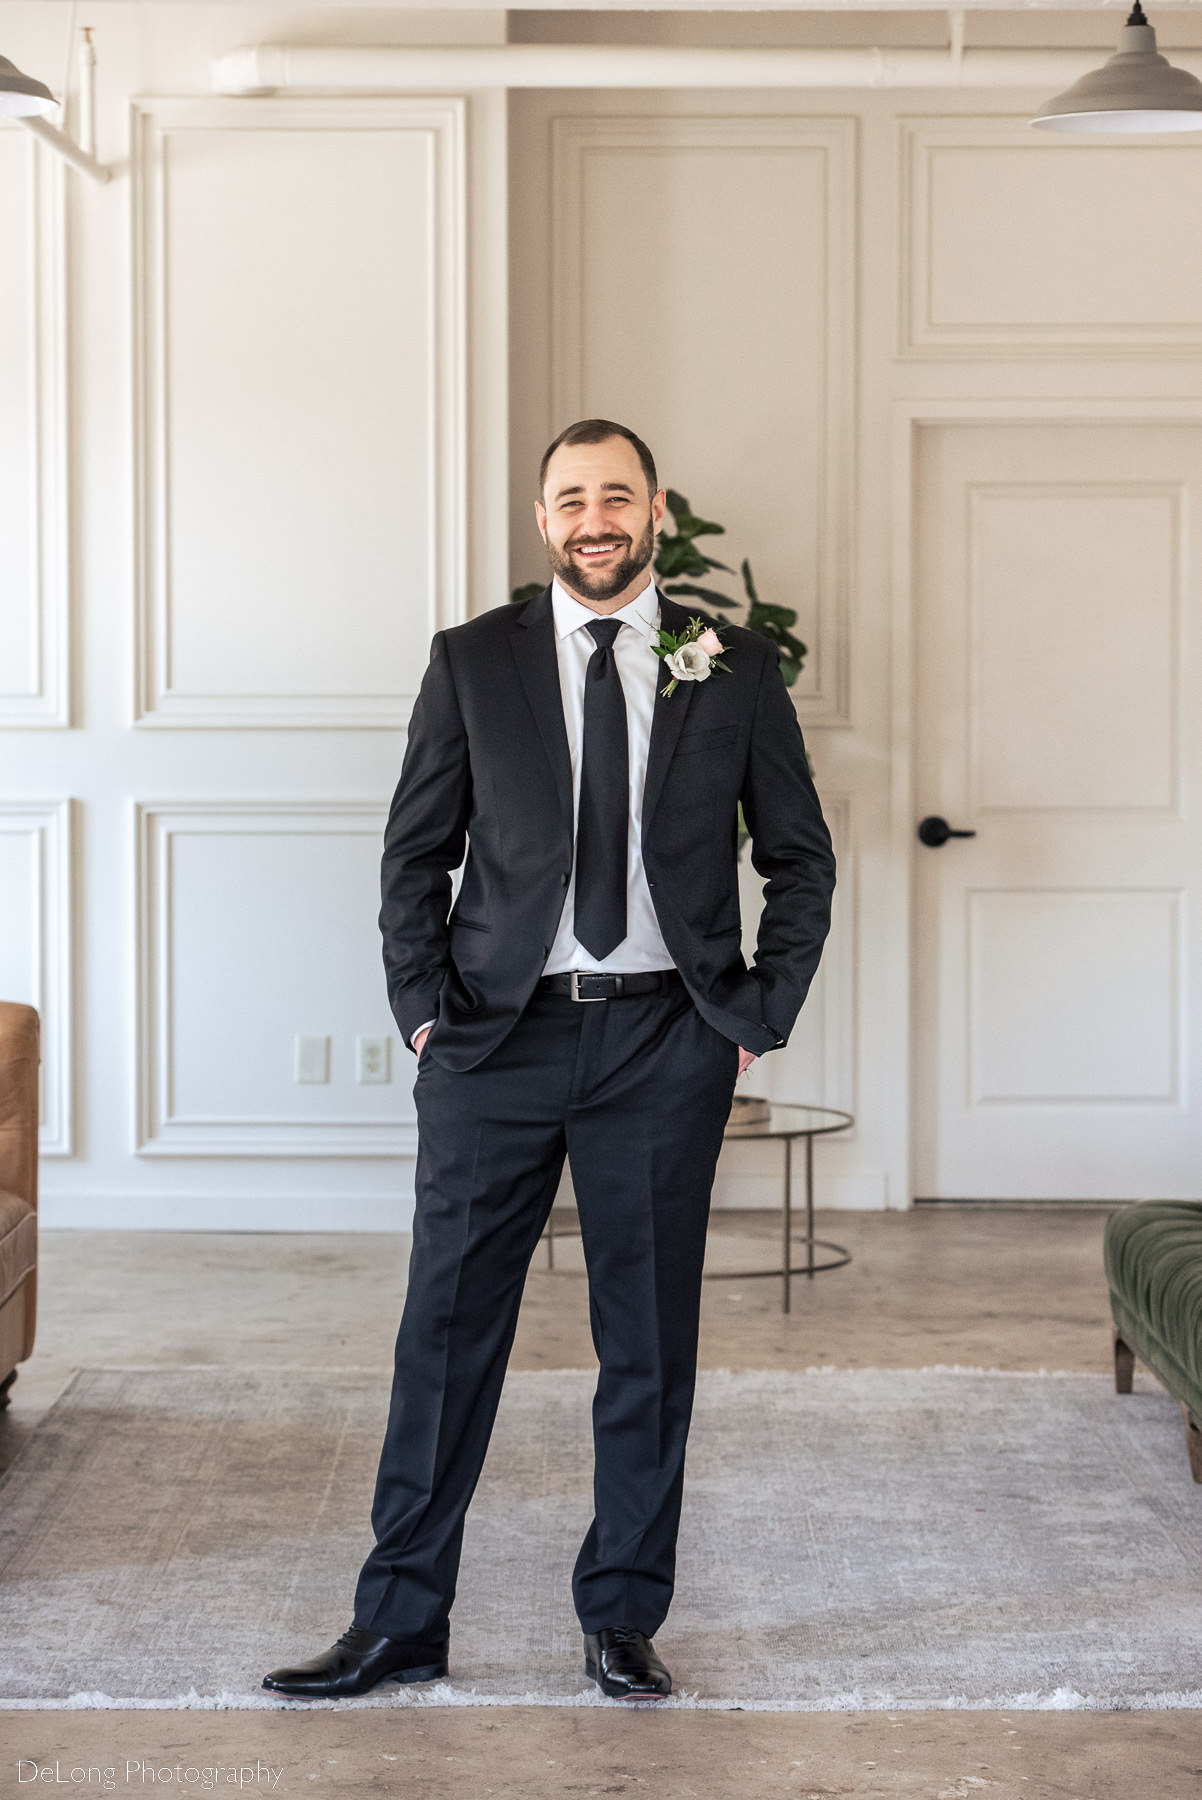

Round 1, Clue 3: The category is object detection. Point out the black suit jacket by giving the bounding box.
[380,587,836,1071]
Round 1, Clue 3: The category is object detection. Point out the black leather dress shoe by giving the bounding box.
[583,1627,672,1700]
[262,1626,448,1699]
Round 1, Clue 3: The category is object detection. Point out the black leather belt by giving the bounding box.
[538,969,682,1002]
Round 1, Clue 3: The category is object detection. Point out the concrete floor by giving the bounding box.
[2,1207,1195,1799]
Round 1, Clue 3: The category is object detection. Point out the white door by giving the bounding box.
[913,422,1202,1200]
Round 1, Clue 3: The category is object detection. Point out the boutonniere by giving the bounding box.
[648,615,732,698]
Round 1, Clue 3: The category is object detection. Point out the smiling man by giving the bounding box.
[262,419,836,1702]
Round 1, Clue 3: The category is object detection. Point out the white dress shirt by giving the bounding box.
[543,575,675,975]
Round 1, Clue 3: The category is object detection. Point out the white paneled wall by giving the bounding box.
[0,4,505,1228]
[131,97,467,728]
[546,111,854,722]
[4,3,1202,1221]
[0,131,66,727]
[134,803,412,1155]
[900,119,1202,355]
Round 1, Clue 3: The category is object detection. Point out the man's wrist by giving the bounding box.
[410,1020,435,1048]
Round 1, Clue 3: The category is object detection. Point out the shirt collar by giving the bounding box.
[550,573,658,642]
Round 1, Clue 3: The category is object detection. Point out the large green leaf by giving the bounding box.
[741,560,807,681]
[509,580,545,606]
[655,538,733,580]
[664,490,726,540]
[660,581,741,610]
[747,600,797,628]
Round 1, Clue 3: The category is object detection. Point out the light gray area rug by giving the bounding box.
[1,1366,1199,1711]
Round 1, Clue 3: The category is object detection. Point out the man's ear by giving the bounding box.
[534,498,548,542]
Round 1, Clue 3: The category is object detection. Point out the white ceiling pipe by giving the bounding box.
[78,26,96,158]
[212,41,1202,95]
[19,112,110,182]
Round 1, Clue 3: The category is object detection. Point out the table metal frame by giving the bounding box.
[542,1104,855,1314]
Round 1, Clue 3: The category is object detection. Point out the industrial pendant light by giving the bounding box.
[0,52,55,117]
[1032,2,1202,133]
[0,33,109,181]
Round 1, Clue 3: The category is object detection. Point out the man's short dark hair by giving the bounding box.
[539,419,658,499]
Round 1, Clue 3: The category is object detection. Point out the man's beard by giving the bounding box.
[546,517,656,603]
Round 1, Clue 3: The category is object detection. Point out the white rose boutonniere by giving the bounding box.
[649,617,732,698]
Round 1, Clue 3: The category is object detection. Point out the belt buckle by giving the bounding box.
[569,971,608,1002]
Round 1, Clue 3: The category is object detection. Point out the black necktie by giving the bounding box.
[573,617,629,960]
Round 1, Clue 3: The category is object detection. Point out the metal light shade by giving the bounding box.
[1033,5,1202,132]
[0,53,55,118]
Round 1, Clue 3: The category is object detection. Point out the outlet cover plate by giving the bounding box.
[356,1035,392,1085]
[295,1035,330,1084]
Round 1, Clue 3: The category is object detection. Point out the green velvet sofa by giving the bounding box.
[1104,1200,1202,1484]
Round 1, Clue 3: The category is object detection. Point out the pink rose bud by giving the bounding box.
[697,629,723,656]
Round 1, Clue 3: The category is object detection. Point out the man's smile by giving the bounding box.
[571,540,625,559]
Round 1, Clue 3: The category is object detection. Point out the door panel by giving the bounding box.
[914,424,1200,1199]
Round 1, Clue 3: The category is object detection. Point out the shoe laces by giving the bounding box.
[607,1627,646,1647]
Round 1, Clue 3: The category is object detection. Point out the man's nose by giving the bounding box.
[579,503,617,537]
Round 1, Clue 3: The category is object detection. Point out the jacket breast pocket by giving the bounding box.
[449,914,490,934]
[673,722,738,758]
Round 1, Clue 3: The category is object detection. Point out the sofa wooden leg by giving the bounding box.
[0,1369,16,1410]
[1114,1331,1135,1394]
[1182,1406,1202,1485]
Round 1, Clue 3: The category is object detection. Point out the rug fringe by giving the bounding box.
[3,1686,1201,1713]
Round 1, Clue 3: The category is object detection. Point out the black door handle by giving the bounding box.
[918,815,977,848]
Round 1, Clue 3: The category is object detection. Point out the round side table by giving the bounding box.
[711,1102,855,1313]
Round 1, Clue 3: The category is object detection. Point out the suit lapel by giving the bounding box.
[642,591,696,830]
[510,586,574,829]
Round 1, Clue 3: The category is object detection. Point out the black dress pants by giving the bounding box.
[352,976,740,1642]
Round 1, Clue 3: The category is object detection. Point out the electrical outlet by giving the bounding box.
[356,1035,392,1084]
[295,1035,330,1084]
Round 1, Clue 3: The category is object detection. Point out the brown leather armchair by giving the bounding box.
[0,1003,38,1407]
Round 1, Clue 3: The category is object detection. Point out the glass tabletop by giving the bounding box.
[723,1101,854,1139]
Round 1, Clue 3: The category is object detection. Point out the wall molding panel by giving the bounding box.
[967,886,1183,1108]
[549,113,855,725]
[0,132,68,728]
[965,478,1183,818]
[901,117,1202,359]
[135,801,415,1155]
[130,97,467,729]
[0,801,73,1154]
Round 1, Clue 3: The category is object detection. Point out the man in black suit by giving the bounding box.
[264,420,835,1701]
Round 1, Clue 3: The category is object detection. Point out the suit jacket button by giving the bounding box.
[560,871,570,886]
